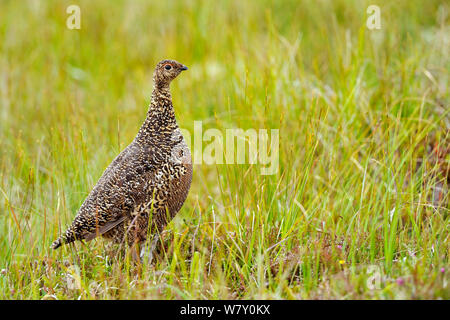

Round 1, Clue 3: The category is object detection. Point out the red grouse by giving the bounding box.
[51,59,192,262]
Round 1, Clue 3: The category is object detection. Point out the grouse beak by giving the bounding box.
[180,65,188,71]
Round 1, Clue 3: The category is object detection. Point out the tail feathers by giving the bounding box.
[51,215,127,249]
[51,238,63,249]
[51,229,76,249]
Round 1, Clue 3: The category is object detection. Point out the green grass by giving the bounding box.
[0,0,449,299]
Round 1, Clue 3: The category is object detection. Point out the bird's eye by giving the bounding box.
[165,65,172,70]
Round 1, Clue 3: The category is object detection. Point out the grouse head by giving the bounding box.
[153,59,188,88]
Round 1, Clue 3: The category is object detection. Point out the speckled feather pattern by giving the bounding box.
[51,59,192,250]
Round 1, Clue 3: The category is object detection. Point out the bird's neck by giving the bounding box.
[135,84,179,144]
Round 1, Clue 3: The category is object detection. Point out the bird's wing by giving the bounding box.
[83,215,127,241]
[55,143,156,246]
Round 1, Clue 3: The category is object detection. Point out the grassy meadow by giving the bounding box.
[0,0,449,299]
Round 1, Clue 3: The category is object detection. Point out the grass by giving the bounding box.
[0,0,449,299]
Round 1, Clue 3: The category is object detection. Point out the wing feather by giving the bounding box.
[84,216,127,241]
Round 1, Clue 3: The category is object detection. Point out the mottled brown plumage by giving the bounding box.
[51,59,192,259]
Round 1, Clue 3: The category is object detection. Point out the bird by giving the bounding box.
[51,59,192,262]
